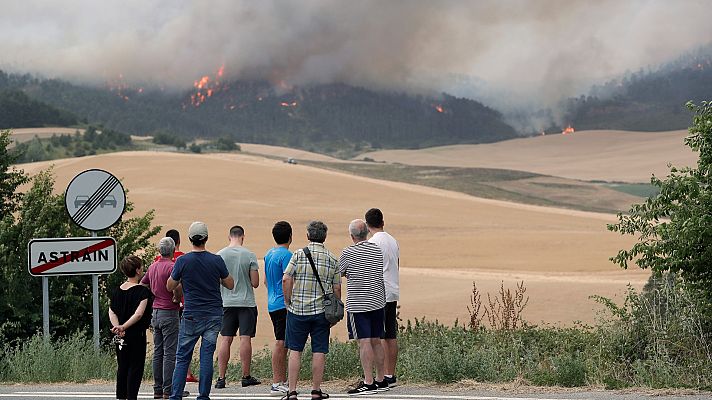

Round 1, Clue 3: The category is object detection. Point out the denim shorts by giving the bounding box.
[285,312,330,353]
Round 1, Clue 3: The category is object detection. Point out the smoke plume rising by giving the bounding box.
[2,0,711,130]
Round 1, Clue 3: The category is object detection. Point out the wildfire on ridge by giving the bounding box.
[106,74,143,102]
[280,101,298,107]
[562,125,575,135]
[188,64,226,107]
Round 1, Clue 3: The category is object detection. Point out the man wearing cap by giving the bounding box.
[167,222,235,400]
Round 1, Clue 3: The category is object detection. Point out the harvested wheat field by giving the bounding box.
[8,127,83,147]
[22,151,648,349]
[360,130,697,183]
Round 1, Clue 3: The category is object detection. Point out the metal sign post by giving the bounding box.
[64,169,125,350]
[42,277,49,342]
[28,168,125,350]
[91,231,100,349]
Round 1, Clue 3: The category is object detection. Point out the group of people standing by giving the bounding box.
[108,208,400,400]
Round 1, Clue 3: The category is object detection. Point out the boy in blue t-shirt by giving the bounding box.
[263,221,293,395]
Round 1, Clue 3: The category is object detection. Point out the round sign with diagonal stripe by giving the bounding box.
[64,169,126,231]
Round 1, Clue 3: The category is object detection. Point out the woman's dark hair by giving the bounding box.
[119,255,143,278]
[272,221,292,245]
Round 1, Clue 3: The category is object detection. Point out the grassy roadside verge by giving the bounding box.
[2,279,709,389]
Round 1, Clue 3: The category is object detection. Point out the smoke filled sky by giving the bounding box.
[2,0,711,104]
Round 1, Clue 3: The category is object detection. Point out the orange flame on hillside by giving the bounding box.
[280,101,298,107]
[435,105,444,113]
[562,125,575,135]
[188,64,226,107]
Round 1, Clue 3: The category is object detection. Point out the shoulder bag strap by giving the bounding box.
[303,246,327,295]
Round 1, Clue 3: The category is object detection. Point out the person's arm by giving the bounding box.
[221,274,235,290]
[140,269,151,288]
[108,307,120,333]
[167,276,179,291]
[332,283,341,300]
[250,269,259,288]
[172,284,183,304]
[282,274,294,306]
[117,299,148,334]
[249,254,260,288]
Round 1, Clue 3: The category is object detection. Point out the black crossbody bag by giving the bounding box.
[303,247,345,324]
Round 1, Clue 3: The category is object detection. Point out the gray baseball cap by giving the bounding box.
[188,221,208,240]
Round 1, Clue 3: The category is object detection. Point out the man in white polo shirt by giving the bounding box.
[365,208,400,387]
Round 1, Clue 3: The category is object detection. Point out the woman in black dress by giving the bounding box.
[109,255,152,400]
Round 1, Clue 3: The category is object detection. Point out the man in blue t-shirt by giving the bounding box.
[167,221,234,400]
[263,221,293,395]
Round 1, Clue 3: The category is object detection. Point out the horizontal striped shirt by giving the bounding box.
[338,240,386,313]
[284,242,340,316]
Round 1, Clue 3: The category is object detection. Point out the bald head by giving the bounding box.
[349,219,369,242]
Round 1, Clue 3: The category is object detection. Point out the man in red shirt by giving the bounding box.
[142,237,187,399]
[153,229,197,384]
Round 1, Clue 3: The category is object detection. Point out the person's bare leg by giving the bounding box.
[272,340,287,383]
[288,350,301,393]
[239,335,252,377]
[371,338,385,382]
[383,338,398,376]
[217,336,234,379]
[311,352,325,395]
[357,338,374,384]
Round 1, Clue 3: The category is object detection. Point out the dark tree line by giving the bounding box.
[565,44,712,131]
[1,70,518,153]
[0,89,78,129]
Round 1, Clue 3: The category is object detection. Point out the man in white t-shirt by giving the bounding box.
[365,208,400,387]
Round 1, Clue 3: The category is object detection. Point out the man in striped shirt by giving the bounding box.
[339,219,388,395]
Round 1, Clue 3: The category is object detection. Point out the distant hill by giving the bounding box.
[565,44,712,131]
[0,70,518,155]
[0,88,77,129]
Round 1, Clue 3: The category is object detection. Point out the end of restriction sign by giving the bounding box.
[65,169,126,231]
[28,237,117,276]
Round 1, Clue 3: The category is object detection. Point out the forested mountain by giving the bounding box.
[565,44,712,131]
[0,88,77,129]
[0,70,517,152]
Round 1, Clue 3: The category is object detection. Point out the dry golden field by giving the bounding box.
[20,150,649,349]
[8,127,83,147]
[359,130,697,183]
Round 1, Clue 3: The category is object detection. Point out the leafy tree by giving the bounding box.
[214,135,239,151]
[0,168,161,345]
[0,130,29,218]
[608,101,712,291]
[189,143,202,153]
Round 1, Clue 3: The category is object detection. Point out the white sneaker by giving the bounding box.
[270,382,289,396]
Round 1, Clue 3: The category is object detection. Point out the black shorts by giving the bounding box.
[221,307,258,337]
[269,308,287,341]
[382,301,398,339]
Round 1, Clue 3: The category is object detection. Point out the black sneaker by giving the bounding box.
[214,377,226,389]
[347,381,378,395]
[375,380,389,392]
[383,375,397,387]
[242,375,261,387]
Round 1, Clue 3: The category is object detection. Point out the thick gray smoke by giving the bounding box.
[2,0,711,130]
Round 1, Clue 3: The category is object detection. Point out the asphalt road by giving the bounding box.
[0,382,710,400]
